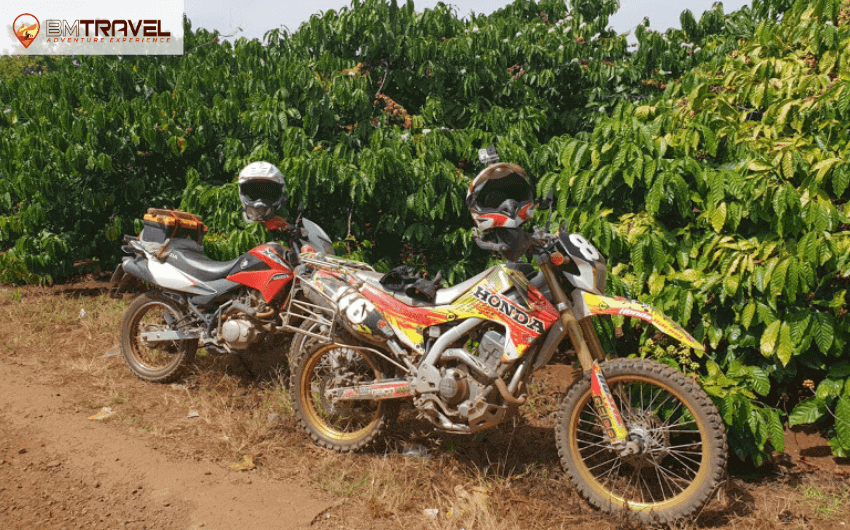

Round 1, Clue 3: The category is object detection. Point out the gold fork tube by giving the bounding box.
[579,317,608,363]
[539,262,595,371]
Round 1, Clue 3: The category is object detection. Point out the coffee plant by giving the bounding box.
[1,0,848,462]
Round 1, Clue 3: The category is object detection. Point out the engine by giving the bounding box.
[213,290,275,351]
[221,318,259,350]
[419,329,508,432]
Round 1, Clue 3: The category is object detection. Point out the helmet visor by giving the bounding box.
[240,180,283,203]
[476,173,532,210]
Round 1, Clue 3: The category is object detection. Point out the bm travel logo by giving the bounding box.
[3,2,183,55]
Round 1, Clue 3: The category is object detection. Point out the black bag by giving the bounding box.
[379,266,442,303]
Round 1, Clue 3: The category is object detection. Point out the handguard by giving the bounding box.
[578,292,704,351]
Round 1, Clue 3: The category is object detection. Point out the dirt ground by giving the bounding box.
[1,280,849,530]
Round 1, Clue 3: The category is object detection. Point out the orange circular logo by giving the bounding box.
[14,13,40,49]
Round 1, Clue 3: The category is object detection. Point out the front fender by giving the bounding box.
[575,292,704,351]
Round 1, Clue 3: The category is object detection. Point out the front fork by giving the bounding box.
[538,261,634,451]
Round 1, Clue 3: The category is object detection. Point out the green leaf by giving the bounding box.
[748,160,773,172]
[724,274,740,297]
[678,291,695,324]
[833,166,850,197]
[813,312,835,354]
[827,360,850,379]
[749,367,771,396]
[770,258,789,298]
[776,101,795,129]
[765,408,785,453]
[816,378,844,400]
[813,157,841,182]
[646,177,664,214]
[757,302,778,325]
[760,320,780,358]
[777,322,794,366]
[781,152,793,180]
[650,236,666,271]
[785,258,799,302]
[710,202,727,233]
[836,397,850,450]
[788,398,827,427]
[741,301,757,330]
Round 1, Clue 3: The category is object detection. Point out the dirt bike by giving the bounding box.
[110,208,337,383]
[286,197,727,523]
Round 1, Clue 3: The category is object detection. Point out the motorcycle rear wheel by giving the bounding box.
[291,341,396,453]
[120,292,197,383]
[555,358,726,524]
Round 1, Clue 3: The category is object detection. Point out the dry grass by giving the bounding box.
[1,283,848,530]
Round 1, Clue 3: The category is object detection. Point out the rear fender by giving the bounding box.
[573,291,704,351]
[121,256,156,285]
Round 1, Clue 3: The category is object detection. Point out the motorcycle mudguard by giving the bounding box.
[579,292,704,351]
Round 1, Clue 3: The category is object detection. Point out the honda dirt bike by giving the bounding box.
[286,199,727,523]
[111,208,336,383]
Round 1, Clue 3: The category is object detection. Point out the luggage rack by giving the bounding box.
[280,276,337,343]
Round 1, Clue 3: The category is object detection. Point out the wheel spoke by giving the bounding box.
[655,464,688,494]
[654,463,672,499]
[666,449,703,470]
[659,401,684,428]
[577,438,617,452]
[599,458,623,489]
[580,445,615,461]
[639,472,657,504]
[624,459,641,501]
[586,455,623,473]
[577,428,607,440]
[661,452,700,479]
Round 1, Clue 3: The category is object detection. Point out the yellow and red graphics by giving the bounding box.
[590,361,628,443]
[360,265,559,360]
[14,13,40,48]
[582,292,704,351]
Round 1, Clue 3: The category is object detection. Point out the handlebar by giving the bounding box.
[473,235,510,253]
[473,229,560,255]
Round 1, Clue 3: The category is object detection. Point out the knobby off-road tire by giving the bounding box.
[290,340,397,453]
[120,292,197,383]
[288,320,327,368]
[555,358,727,524]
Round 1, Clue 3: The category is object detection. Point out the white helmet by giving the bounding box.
[238,161,286,222]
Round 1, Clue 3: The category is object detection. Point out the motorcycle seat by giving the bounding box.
[167,249,241,282]
[355,267,495,307]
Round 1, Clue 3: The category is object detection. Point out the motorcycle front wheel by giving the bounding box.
[120,292,197,383]
[291,341,396,453]
[555,358,727,524]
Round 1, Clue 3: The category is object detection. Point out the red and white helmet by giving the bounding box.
[466,162,535,233]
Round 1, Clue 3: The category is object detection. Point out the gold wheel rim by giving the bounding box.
[569,373,711,512]
[299,344,382,442]
[131,301,183,372]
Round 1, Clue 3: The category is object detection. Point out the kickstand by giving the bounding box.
[236,355,256,379]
